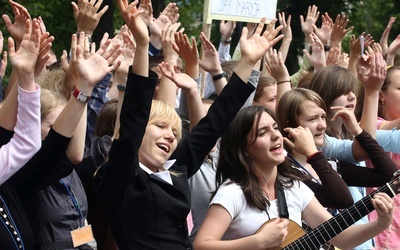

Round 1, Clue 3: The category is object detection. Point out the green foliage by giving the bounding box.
[1,0,400,86]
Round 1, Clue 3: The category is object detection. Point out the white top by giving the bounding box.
[211,179,314,240]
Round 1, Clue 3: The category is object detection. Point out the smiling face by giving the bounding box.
[138,100,182,171]
[139,121,179,171]
[297,100,327,147]
[246,111,285,168]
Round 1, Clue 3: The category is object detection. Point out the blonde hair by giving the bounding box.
[40,89,67,122]
[36,68,70,99]
[148,100,182,142]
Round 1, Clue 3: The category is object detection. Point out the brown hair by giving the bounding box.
[216,105,306,211]
[253,76,276,103]
[276,88,327,154]
[95,99,118,137]
[308,65,356,138]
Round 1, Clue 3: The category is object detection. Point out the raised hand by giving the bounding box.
[117,0,148,45]
[303,33,326,71]
[349,33,374,58]
[240,17,283,65]
[8,19,40,90]
[265,49,290,82]
[115,29,135,79]
[330,106,362,136]
[278,12,292,42]
[28,16,55,78]
[386,35,400,66]
[172,31,198,78]
[283,126,319,157]
[159,2,179,24]
[357,52,387,93]
[138,0,153,27]
[72,0,108,35]
[161,22,182,65]
[199,32,223,76]
[159,61,197,92]
[2,0,31,47]
[331,14,354,50]
[313,12,333,46]
[300,5,319,43]
[61,32,122,95]
[379,17,396,56]
[220,20,236,41]
[149,3,178,50]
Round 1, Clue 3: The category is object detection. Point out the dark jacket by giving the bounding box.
[93,70,254,250]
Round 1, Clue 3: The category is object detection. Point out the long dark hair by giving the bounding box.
[215,105,305,211]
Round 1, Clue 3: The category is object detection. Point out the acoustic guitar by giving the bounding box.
[256,170,400,250]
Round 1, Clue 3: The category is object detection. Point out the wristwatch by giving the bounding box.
[72,86,90,103]
[212,71,227,81]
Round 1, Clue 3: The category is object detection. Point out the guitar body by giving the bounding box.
[255,172,400,250]
[256,219,306,249]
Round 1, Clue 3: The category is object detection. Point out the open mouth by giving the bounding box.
[270,144,281,152]
[157,143,170,153]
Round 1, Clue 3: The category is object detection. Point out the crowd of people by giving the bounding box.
[1,0,400,249]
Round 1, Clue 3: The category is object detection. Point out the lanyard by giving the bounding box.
[59,179,84,227]
[287,154,321,184]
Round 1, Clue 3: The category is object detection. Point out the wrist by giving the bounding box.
[220,37,232,45]
[306,151,323,163]
[212,71,227,81]
[72,85,91,103]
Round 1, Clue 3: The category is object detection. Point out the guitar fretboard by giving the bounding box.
[284,182,395,250]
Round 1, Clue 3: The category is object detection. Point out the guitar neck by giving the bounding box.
[284,181,396,250]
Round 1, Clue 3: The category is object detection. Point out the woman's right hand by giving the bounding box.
[331,106,362,136]
[256,218,289,248]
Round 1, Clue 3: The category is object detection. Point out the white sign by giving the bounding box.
[205,0,278,24]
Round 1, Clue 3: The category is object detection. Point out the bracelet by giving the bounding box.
[306,151,323,163]
[221,37,232,44]
[117,85,126,91]
[324,45,331,52]
[276,80,291,85]
[212,71,227,81]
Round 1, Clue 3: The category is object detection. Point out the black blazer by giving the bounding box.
[93,70,254,249]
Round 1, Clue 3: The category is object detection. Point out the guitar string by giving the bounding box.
[284,184,391,250]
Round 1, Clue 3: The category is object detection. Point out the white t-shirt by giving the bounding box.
[210,179,314,240]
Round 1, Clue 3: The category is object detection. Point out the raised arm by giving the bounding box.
[58,32,121,164]
[72,0,108,41]
[386,35,400,66]
[149,2,179,54]
[265,49,291,107]
[156,22,181,106]
[159,62,204,131]
[303,33,326,71]
[199,32,227,95]
[379,17,396,56]
[277,12,292,63]
[0,19,41,184]
[330,14,354,52]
